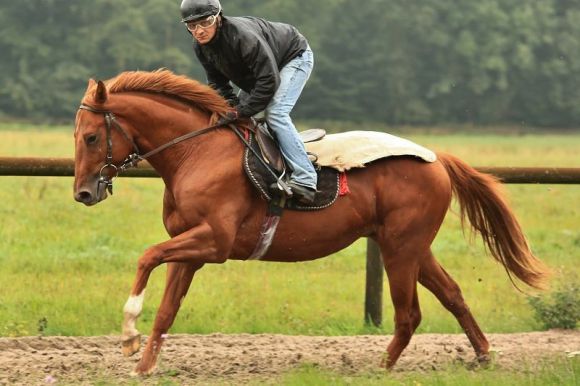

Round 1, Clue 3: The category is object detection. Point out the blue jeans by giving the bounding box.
[265,48,317,189]
[238,48,316,188]
[239,47,316,189]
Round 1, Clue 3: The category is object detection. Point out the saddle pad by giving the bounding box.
[305,130,437,172]
[244,133,340,211]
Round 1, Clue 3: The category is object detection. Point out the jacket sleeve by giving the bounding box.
[194,46,239,107]
[236,35,280,117]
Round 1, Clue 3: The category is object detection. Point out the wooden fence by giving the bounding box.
[2,157,580,326]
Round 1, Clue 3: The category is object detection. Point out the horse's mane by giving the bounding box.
[85,69,231,116]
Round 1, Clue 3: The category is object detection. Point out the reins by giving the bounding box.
[78,103,291,196]
[78,103,228,195]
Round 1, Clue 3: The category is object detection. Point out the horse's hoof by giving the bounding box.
[130,364,156,377]
[465,352,493,370]
[477,353,492,367]
[477,353,491,363]
[379,355,394,370]
[122,334,141,357]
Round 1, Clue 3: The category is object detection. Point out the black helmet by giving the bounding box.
[180,0,222,23]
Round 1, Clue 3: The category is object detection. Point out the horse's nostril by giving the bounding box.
[75,190,93,203]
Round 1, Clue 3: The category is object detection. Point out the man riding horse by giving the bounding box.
[181,0,317,204]
[72,0,548,376]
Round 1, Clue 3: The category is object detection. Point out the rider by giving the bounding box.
[180,0,317,204]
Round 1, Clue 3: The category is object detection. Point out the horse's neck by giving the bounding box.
[118,94,238,180]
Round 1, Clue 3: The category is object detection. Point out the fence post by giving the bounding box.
[364,238,383,327]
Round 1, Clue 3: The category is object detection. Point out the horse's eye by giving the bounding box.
[85,134,98,145]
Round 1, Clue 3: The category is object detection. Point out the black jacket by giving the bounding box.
[193,16,308,117]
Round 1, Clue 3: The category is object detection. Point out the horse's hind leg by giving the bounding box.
[418,250,490,362]
[373,230,424,369]
[380,255,422,368]
[131,262,203,376]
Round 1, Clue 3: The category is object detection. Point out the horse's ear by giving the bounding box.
[87,78,96,90]
[94,80,108,104]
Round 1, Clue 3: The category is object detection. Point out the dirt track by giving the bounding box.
[0,331,578,385]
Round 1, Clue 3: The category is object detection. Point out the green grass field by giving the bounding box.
[269,359,580,386]
[0,123,579,338]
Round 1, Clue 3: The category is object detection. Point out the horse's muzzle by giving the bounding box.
[74,184,107,206]
[74,189,96,205]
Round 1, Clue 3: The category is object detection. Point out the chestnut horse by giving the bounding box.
[73,70,548,375]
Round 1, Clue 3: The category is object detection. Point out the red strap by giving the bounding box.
[339,172,350,196]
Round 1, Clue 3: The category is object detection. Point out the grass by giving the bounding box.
[86,358,580,385]
[0,123,579,338]
[269,358,580,386]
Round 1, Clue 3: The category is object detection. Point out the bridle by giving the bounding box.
[78,104,225,197]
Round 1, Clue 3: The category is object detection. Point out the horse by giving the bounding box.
[73,69,548,376]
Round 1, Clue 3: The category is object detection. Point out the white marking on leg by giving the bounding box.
[122,291,145,339]
[124,291,146,315]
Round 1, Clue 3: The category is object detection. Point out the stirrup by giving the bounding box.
[269,171,293,197]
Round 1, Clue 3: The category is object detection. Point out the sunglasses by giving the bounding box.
[186,15,218,32]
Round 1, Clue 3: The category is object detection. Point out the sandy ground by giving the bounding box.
[0,331,578,385]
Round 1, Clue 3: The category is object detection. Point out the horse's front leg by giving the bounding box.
[120,222,229,375]
[130,262,203,376]
[120,243,166,357]
[120,261,203,358]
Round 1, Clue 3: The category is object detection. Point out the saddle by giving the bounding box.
[254,120,325,175]
[243,120,342,211]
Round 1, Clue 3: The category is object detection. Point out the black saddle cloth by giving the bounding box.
[243,131,339,211]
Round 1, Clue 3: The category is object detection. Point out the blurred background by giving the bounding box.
[1,0,580,128]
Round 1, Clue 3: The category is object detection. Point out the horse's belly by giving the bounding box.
[257,210,373,262]
[259,233,361,262]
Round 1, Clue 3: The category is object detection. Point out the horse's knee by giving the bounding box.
[137,247,163,271]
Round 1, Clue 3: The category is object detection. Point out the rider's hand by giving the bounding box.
[216,109,239,126]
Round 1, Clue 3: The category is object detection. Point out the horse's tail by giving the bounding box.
[437,152,550,290]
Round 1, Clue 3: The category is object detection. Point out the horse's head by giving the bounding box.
[74,79,138,206]
[74,69,236,205]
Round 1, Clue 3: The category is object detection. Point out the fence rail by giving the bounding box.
[2,157,580,327]
[2,157,580,183]
[0,157,158,177]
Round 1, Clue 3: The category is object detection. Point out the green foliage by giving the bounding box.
[0,0,579,126]
[0,0,195,119]
[311,0,580,126]
[528,282,580,330]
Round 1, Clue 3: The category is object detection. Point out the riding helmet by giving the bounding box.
[180,0,222,23]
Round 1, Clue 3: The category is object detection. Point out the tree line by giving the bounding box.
[1,0,579,127]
